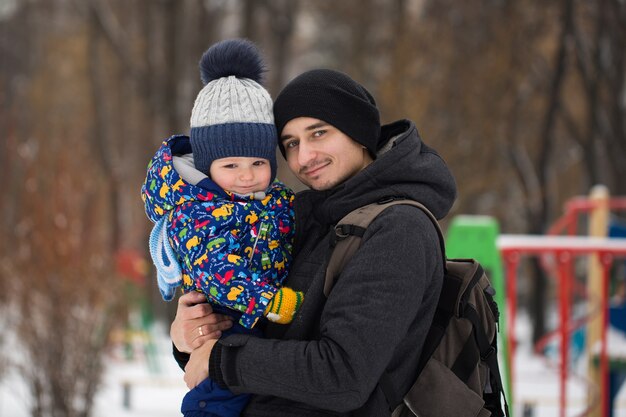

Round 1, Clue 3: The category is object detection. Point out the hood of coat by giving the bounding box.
[141,135,224,223]
[296,119,457,227]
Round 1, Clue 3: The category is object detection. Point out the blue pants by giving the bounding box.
[181,308,261,417]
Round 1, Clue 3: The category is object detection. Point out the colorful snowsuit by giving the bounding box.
[141,135,295,329]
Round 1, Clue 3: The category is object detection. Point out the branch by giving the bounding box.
[558,107,584,146]
[506,86,542,221]
[533,0,575,230]
[571,24,592,90]
[82,0,145,83]
[508,141,542,219]
[538,0,574,181]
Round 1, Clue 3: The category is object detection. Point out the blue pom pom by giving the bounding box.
[199,39,266,85]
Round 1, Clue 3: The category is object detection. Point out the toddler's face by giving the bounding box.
[209,156,271,195]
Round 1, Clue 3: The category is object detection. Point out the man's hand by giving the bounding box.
[170,291,233,353]
[184,338,217,389]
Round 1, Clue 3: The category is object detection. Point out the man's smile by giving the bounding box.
[302,161,331,177]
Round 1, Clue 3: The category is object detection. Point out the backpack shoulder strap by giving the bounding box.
[324,199,445,297]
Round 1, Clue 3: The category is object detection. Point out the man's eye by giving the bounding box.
[312,130,326,137]
[253,160,266,166]
[284,140,298,149]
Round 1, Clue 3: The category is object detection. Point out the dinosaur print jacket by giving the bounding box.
[141,135,295,328]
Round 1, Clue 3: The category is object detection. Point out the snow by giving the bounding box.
[91,337,188,417]
[1,315,625,417]
[0,323,188,417]
[512,312,626,417]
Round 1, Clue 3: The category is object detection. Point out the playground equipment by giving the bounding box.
[497,186,626,417]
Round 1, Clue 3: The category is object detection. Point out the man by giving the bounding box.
[171,68,457,416]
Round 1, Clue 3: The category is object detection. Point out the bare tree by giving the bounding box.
[264,0,300,95]
[565,0,626,194]
[3,33,125,411]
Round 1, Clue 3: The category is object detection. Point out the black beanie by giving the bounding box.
[273,69,381,158]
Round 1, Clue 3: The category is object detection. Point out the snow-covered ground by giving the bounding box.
[507,311,626,417]
[1,315,625,417]
[0,322,188,417]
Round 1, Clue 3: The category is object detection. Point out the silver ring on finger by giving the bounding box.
[198,326,204,337]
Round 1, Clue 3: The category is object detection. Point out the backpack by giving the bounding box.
[324,198,510,417]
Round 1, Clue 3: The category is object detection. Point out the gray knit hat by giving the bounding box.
[190,39,277,180]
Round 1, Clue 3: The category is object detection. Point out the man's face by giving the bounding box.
[280,117,373,191]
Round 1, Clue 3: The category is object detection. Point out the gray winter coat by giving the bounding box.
[177,119,457,416]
